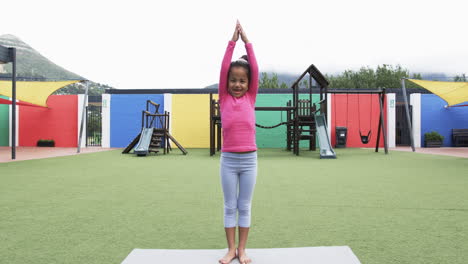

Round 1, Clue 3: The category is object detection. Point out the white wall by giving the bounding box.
[386,93,396,148]
[101,94,111,148]
[8,98,19,147]
[164,93,172,135]
[77,94,88,148]
[410,93,421,148]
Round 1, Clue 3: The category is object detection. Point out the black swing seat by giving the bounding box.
[360,130,372,144]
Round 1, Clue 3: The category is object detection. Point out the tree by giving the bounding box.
[259,72,289,88]
[326,64,422,89]
[53,81,112,96]
[454,74,467,82]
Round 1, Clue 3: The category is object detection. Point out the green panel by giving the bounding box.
[255,93,320,148]
[0,95,9,146]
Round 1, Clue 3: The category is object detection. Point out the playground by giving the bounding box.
[1,43,468,263]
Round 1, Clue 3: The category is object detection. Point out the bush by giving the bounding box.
[424,131,444,142]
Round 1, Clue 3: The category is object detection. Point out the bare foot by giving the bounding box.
[219,249,237,264]
[237,248,252,264]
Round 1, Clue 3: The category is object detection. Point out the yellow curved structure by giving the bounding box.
[0,80,81,107]
[408,79,468,106]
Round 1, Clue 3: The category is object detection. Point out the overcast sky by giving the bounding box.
[2,0,467,89]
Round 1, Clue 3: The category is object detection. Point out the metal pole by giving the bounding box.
[379,89,388,154]
[401,79,415,152]
[10,48,16,160]
[77,81,89,153]
[382,89,388,154]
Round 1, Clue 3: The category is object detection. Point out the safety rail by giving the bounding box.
[141,111,169,130]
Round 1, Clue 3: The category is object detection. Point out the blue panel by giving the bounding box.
[110,95,164,148]
[421,94,468,147]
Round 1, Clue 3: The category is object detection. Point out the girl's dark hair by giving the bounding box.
[229,55,250,80]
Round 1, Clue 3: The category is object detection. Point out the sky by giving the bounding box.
[2,0,468,89]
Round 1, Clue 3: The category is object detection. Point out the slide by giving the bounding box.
[315,114,337,159]
[134,127,154,156]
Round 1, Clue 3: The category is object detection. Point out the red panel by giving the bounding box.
[19,95,78,147]
[331,94,387,148]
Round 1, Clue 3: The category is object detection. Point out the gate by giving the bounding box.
[86,105,102,146]
[396,104,412,146]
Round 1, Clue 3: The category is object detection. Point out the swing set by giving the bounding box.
[331,89,388,153]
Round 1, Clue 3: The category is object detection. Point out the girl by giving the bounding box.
[218,21,259,264]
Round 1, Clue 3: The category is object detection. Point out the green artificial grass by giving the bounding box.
[1,148,467,264]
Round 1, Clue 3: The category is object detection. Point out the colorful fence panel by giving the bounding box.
[110,94,164,148]
[331,94,386,148]
[171,94,212,148]
[19,95,78,147]
[0,95,9,146]
[255,93,320,148]
[421,94,468,147]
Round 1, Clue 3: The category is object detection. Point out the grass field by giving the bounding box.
[1,148,467,264]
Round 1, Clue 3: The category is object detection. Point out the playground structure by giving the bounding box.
[122,100,187,156]
[210,64,390,157]
[210,64,337,158]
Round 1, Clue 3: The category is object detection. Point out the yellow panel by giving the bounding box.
[0,80,81,107]
[171,94,218,148]
[408,79,468,106]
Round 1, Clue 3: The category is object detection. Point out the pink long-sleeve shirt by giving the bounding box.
[219,41,259,152]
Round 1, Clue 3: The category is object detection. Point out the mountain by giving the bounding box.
[0,34,84,80]
[0,34,115,95]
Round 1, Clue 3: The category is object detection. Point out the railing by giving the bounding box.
[141,110,169,130]
[86,105,102,146]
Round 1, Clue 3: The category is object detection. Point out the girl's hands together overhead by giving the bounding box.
[238,22,250,44]
[231,21,240,42]
[231,20,250,44]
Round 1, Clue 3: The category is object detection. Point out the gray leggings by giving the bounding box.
[220,151,257,228]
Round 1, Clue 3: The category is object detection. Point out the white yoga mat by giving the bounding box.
[121,246,362,264]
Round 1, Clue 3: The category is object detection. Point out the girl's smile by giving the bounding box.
[228,66,249,98]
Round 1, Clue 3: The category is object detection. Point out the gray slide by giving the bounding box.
[315,114,337,159]
[133,128,154,156]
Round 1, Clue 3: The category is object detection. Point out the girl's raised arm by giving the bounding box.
[239,23,259,100]
[219,23,240,100]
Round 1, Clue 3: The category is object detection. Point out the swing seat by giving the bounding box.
[360,131,371,144]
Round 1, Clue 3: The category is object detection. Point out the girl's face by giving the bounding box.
[228,66,249,98]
